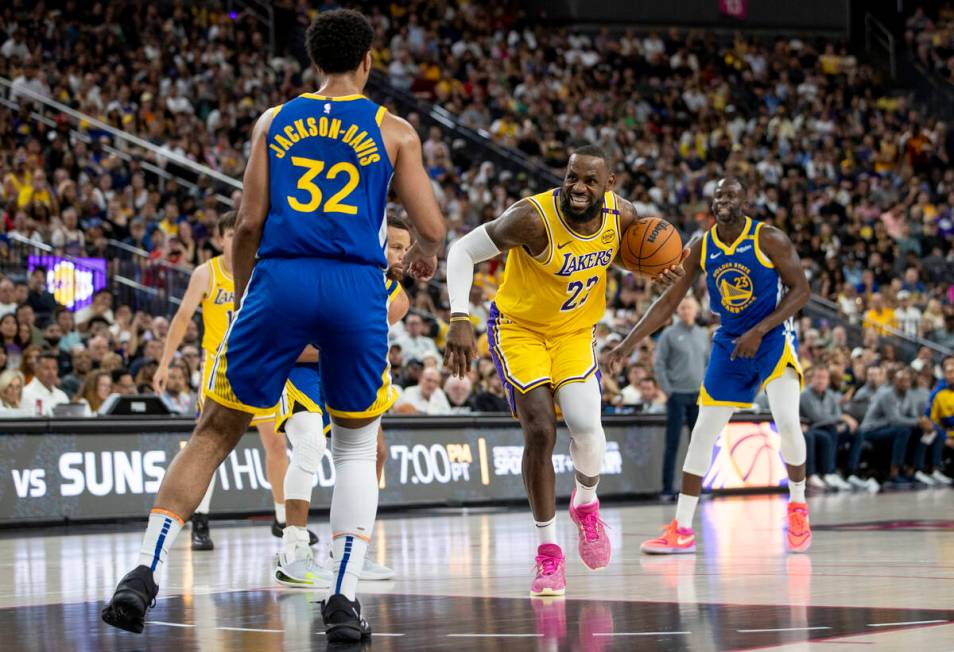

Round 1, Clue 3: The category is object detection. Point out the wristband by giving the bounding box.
[449,315,471,323]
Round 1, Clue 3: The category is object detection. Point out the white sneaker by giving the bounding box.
[931,470,953,486]
[808,474,828,490]
[326,550,396,581]
[824,473,852,490]
[847,474,869,490]
[275,548,333,588]
[865,477,880,493]
[914,470,937,486]
[360,557,396,581]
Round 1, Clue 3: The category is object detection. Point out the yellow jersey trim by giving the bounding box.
[204,390,277,418]
[215,256,234,283]
[711,216,752,255]
[699,234,708,272]
[325,368,397,418]
[553,190,607,241]
[375,105,388,125]
[698,384,752,408]
[300,93,366,102]
[526,196,554,264]
[204,259,216,299]
[272,103,284,118]
[761,334,804,390]
[752,222,775,269]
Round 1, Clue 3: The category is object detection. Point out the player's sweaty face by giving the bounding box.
[560,155,606,223]
[711,181,743,223]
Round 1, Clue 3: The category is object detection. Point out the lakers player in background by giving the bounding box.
[103,9,445,642]
[445,144,682,596]
[153,211,317,550]
[607,177,812,554]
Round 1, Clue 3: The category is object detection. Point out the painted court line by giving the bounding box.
[867,620,948,627]
[151,621,195,628]
[593,631,691,637]
[448,633,542,638]
[217,626,283,633]
[737,626,831,633]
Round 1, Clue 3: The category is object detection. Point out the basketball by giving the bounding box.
[619,217,683,278]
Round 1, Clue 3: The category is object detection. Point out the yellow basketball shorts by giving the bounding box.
[486,303,598,414]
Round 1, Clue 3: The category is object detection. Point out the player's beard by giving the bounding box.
[559,190,602,224]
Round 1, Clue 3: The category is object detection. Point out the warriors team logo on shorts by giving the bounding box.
[713,262,755,313]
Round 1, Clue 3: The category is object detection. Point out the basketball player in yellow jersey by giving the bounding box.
[445,144,683,596]
[153,211,317,550]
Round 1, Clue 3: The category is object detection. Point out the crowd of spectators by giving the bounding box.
[905,4,954,85]
[0,3,951,480]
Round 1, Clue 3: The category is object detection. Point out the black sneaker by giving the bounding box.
[191,513,214,551]
[271,517,318,546]
[321,593,371,643]
[101,565,158,634]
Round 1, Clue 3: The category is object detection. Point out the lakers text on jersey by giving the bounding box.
[698,217,802,408]
[204,94,397,420]
[488,189,620,414]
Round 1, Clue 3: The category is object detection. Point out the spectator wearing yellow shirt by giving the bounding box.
[863,292,897,336]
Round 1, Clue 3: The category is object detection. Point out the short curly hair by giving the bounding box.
[305,9,374,74]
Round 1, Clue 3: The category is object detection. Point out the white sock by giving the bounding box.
[328,418,380,601]
[789,479,806,503]
[573,477,599,507]
[195,478,215,515]
[534,516,557,545]
[274,502,286,523]
[675,494,699,530]
[282,525,311,558]
[137,509,184,575]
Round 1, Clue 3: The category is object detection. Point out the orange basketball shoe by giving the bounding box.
[640,520,696,555]
[786,502,812,553]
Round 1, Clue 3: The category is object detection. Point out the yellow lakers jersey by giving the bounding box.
[200,256,235,354]
[494,188,620,333]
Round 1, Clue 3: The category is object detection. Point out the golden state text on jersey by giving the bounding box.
[260,93,393,268]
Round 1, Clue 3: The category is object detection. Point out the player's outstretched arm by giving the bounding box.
[615,195,687,290]
[606,235,703,374]
[154,263,209,393]
[233,108,278,306]
[443,200,547,378]
[387,114,446,280]
[730,226,810,360]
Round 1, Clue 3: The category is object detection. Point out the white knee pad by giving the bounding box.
[556,378,606,477]
[682,405,734,477]
[331,418,379,465]
[766,368,806,466]
[286,412,328,473]
[284,412,328,503]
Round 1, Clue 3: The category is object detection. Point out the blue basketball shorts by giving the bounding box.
[699,326,802,408]
[204,258,397,419]
[276,362,332,435]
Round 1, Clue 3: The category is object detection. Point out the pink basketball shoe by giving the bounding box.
[530,543,566,597]
[568,491,611,570]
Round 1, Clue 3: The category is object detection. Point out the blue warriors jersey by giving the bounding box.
[700,217,786,339]
[260,93,394,268]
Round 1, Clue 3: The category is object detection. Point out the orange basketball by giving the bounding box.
[619,217,683,278]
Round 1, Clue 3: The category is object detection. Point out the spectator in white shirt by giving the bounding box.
[620,365,646,405]
[398,313,439,362]
[637,376,667,414]
[160,365,195,415]
[396,368,451,415]
[0,369,29,417]
[894,290,922,337]
[444,375,473,414]
[21,353,69,416]
[76,370,114,416]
